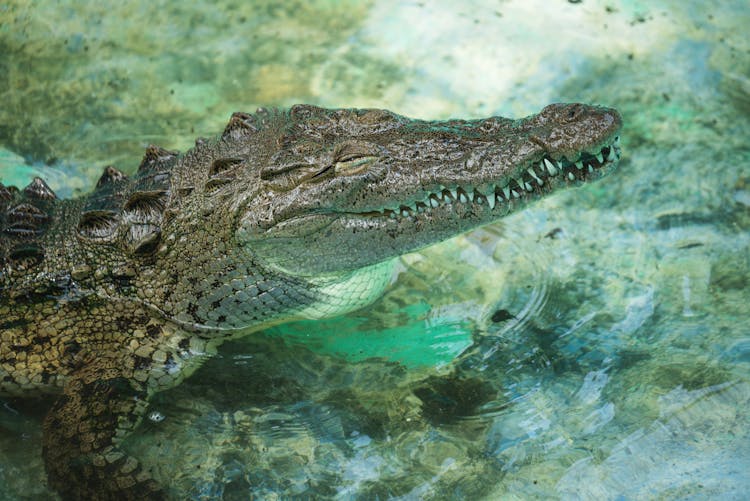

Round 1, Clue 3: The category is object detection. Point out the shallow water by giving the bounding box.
[1,0,749,499]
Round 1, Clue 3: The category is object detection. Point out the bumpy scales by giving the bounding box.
[0,103,621,499]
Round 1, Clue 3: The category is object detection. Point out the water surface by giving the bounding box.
[1,0,749,499]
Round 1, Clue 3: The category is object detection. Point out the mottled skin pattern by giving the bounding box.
[0,103,621,499]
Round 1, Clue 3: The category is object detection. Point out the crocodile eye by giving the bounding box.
[333,141,379,174]
[335,155,377,174]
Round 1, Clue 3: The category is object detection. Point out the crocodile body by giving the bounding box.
[0,103,621,499]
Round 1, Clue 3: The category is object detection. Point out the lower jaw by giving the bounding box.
[352,175,586,228]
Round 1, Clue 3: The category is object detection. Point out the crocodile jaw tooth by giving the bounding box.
[527,167,542,184]
[543,158,558,176]
[596,152,604,163]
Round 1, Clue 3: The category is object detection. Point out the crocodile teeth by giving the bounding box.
[379,134,624,222]
[382,135,623,221]
[527,168,542,185]
[543,158,558,176]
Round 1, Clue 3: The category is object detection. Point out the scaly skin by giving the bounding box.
[0,103,621,499]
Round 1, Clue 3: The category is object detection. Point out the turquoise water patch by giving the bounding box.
[268,301,474,369]
[0,148,36,187]
[0,148,88,198]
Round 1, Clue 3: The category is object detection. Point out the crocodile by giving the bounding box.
[0,102,621,500]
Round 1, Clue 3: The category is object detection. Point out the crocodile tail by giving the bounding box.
[42,357,165,500]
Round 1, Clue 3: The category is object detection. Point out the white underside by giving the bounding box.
[299,259,397,319]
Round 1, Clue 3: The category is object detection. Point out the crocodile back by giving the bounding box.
[0,147,184,396]
[0,178,60,296]
[75,146,177,257]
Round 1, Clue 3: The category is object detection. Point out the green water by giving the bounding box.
[1,0,750,499]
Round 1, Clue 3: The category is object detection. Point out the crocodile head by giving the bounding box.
[232,103,621,278]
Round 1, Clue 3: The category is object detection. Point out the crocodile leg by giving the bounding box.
[42,357,163,500]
